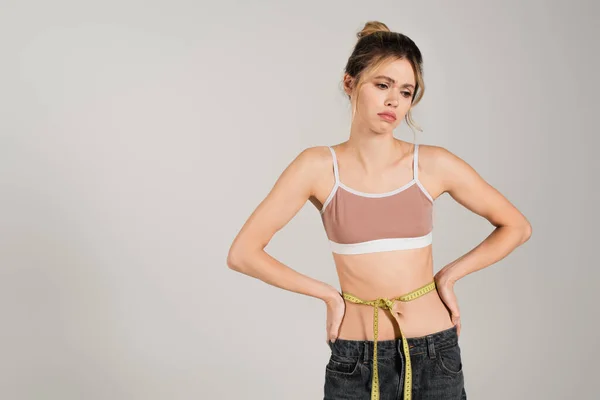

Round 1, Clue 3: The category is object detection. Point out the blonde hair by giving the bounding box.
[343,21,426,139]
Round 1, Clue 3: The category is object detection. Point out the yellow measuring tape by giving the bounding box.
[341,280,437,400]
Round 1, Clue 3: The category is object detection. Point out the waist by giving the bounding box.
[338,283,454,340]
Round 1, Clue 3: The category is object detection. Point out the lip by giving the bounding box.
[378,112,397,121]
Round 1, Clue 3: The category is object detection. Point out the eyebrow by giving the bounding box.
[373,75,415,89]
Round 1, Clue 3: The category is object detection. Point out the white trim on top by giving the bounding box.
[413,143,420,180]
[338,179,416,198]
[320,183,338,215]
[327,146,340,183]
[415,180,434,203]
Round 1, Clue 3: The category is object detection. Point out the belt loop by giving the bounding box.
[426,335,436,359]
[362,341,369,364]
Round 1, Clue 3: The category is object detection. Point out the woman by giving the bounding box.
[227,21,532,400]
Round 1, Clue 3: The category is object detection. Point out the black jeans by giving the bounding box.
[324,324,466,399]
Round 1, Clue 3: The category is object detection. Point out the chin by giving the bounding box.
[374,122,396,131]
[373,127,392,134]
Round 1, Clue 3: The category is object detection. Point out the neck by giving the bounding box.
[344,135,406,174]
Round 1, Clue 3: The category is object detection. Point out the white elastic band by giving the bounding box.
[329,231,433,255]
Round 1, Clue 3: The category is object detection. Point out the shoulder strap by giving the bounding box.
[413,144,420,181]
[327,146,340,183]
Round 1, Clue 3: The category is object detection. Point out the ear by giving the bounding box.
[342,73,354,96]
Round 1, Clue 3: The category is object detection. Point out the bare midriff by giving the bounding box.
[333,244,454,341]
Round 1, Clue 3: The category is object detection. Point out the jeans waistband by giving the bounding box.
[328,323,458,362]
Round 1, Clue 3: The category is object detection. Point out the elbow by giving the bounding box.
[227,244,261,272]
[227,234,267,272]
[520,221,532,245]
[226,247,245,271]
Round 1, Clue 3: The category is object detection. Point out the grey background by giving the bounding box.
[1,0,597,399]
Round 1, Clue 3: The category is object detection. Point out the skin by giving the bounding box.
[227,58,532,344]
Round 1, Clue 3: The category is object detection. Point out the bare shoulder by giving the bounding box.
[417,144,472,180]
[291,145,334,185]
[263,145,335,210]
[300,145,339,205]
[417,143,459,167]
[298,145,334,166]
[415,143,480,200]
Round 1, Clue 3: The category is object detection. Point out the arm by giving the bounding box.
[226,147,340,304]
[430,146,533,285]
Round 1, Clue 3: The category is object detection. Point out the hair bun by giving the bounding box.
[357,21,391,39]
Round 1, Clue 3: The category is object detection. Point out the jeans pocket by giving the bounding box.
[436,343,463,375]
[326,353,360,375]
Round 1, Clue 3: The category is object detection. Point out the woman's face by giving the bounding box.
[347,58,416,132]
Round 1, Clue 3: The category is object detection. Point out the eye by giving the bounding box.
[402,91,412,98]
[376,83,389,89]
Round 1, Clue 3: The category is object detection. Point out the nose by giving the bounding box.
[385,92,399,107]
